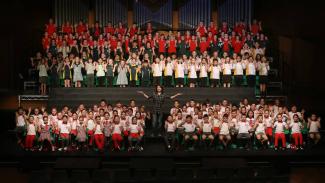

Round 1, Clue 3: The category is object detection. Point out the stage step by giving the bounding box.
[48,87,256,112]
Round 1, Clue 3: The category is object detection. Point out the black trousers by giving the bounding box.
[164,76,172,87]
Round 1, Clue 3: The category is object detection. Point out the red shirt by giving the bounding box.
[233,41,243,54]
[110,39,118,50]
[46,23,56,36]
[222,25,228,33]
[124,39,130,53]
[105,26,115,35]
[199,41,209,53]
[208,25,217,35]
[189,40,197,52]
[98,39,105,47]
[42,37,50,49]
[158,39,166,53]
[62,25,73,34]
[76,24,86,35]
[129,27,138,38]
[235,24,245,35]
[116,27,126,36]
[197,26,206,37]
[251,24,260,35]
[94,26,101,37]
[168,40,176,53]
[67,38,74,46]
[222,39,230,52]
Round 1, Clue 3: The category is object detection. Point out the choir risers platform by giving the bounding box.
[48,87,256,111]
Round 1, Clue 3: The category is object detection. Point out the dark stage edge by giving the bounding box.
[48,87,256,110]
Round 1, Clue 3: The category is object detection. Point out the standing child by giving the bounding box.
[95,59,106,87]
[115,60,129,87]
[209,59,221,88]
[307,114,321,146]
[105,59,115,87]
[263,110,273,146]
[258,56,270,96]
[198,58,209,87]
[163,57,174,87]
[222,57,232,88]
[72,57,84,88]
[245,56,257,87]
[174,59,185,87]
[38,58,49,95]
[85,58,95,87]
[187,58,198,88]
[63,57,72,87]
[233,56,244,87]
[152,58,163,86]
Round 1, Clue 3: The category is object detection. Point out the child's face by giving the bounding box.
[167,116,173,122]
[241,115,246,122]
[293,115,299,122]
[63,117,68,123]
[223,117,228,122]
[132,118,137,124]
[186,117,192,123]
[204,117,209,123]
[311,114,317,121]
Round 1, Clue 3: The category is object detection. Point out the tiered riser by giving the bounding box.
[49,87,256,112]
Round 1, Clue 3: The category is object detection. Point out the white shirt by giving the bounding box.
[212,118,221,127]
[264,116,273,127]
[237,121,250,134]
[274,122,286,133]
[87,120,95,130]
[309,121,319,133]
[152,63,162,77]
[175,63,185,78]
[27,123,36,135]
[94,124,103,134]
[96,64,106,77]
[210,65,221,79]
[233,62,244,75]
[246,63,256,75]
[166,122,176,132]
[183,123,196,133]
[202,122,212,133]
[199,64,208,78]
[290,122,301,133]
[164,62,174,76]
[258,62,269,76]
[17,115,26,127]
[220,122,230,135]
[130,124,140,133]
[222,63,232,75]
[60,123,71,134]
[188,64,198,78]
[85,62,95,74]
[255,122,266,134]
[112,124,122,134]
[38,64,48,77]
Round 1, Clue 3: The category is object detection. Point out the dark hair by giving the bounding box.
[155,84,164,93]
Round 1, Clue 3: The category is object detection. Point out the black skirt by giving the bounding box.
[259,75,268,84]
[223,74,232,83]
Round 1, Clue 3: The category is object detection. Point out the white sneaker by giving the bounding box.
[58,148,63,151]
[63,147,67,151]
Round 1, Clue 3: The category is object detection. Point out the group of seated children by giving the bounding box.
[16,100,148,152]
[164,98,321,151]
